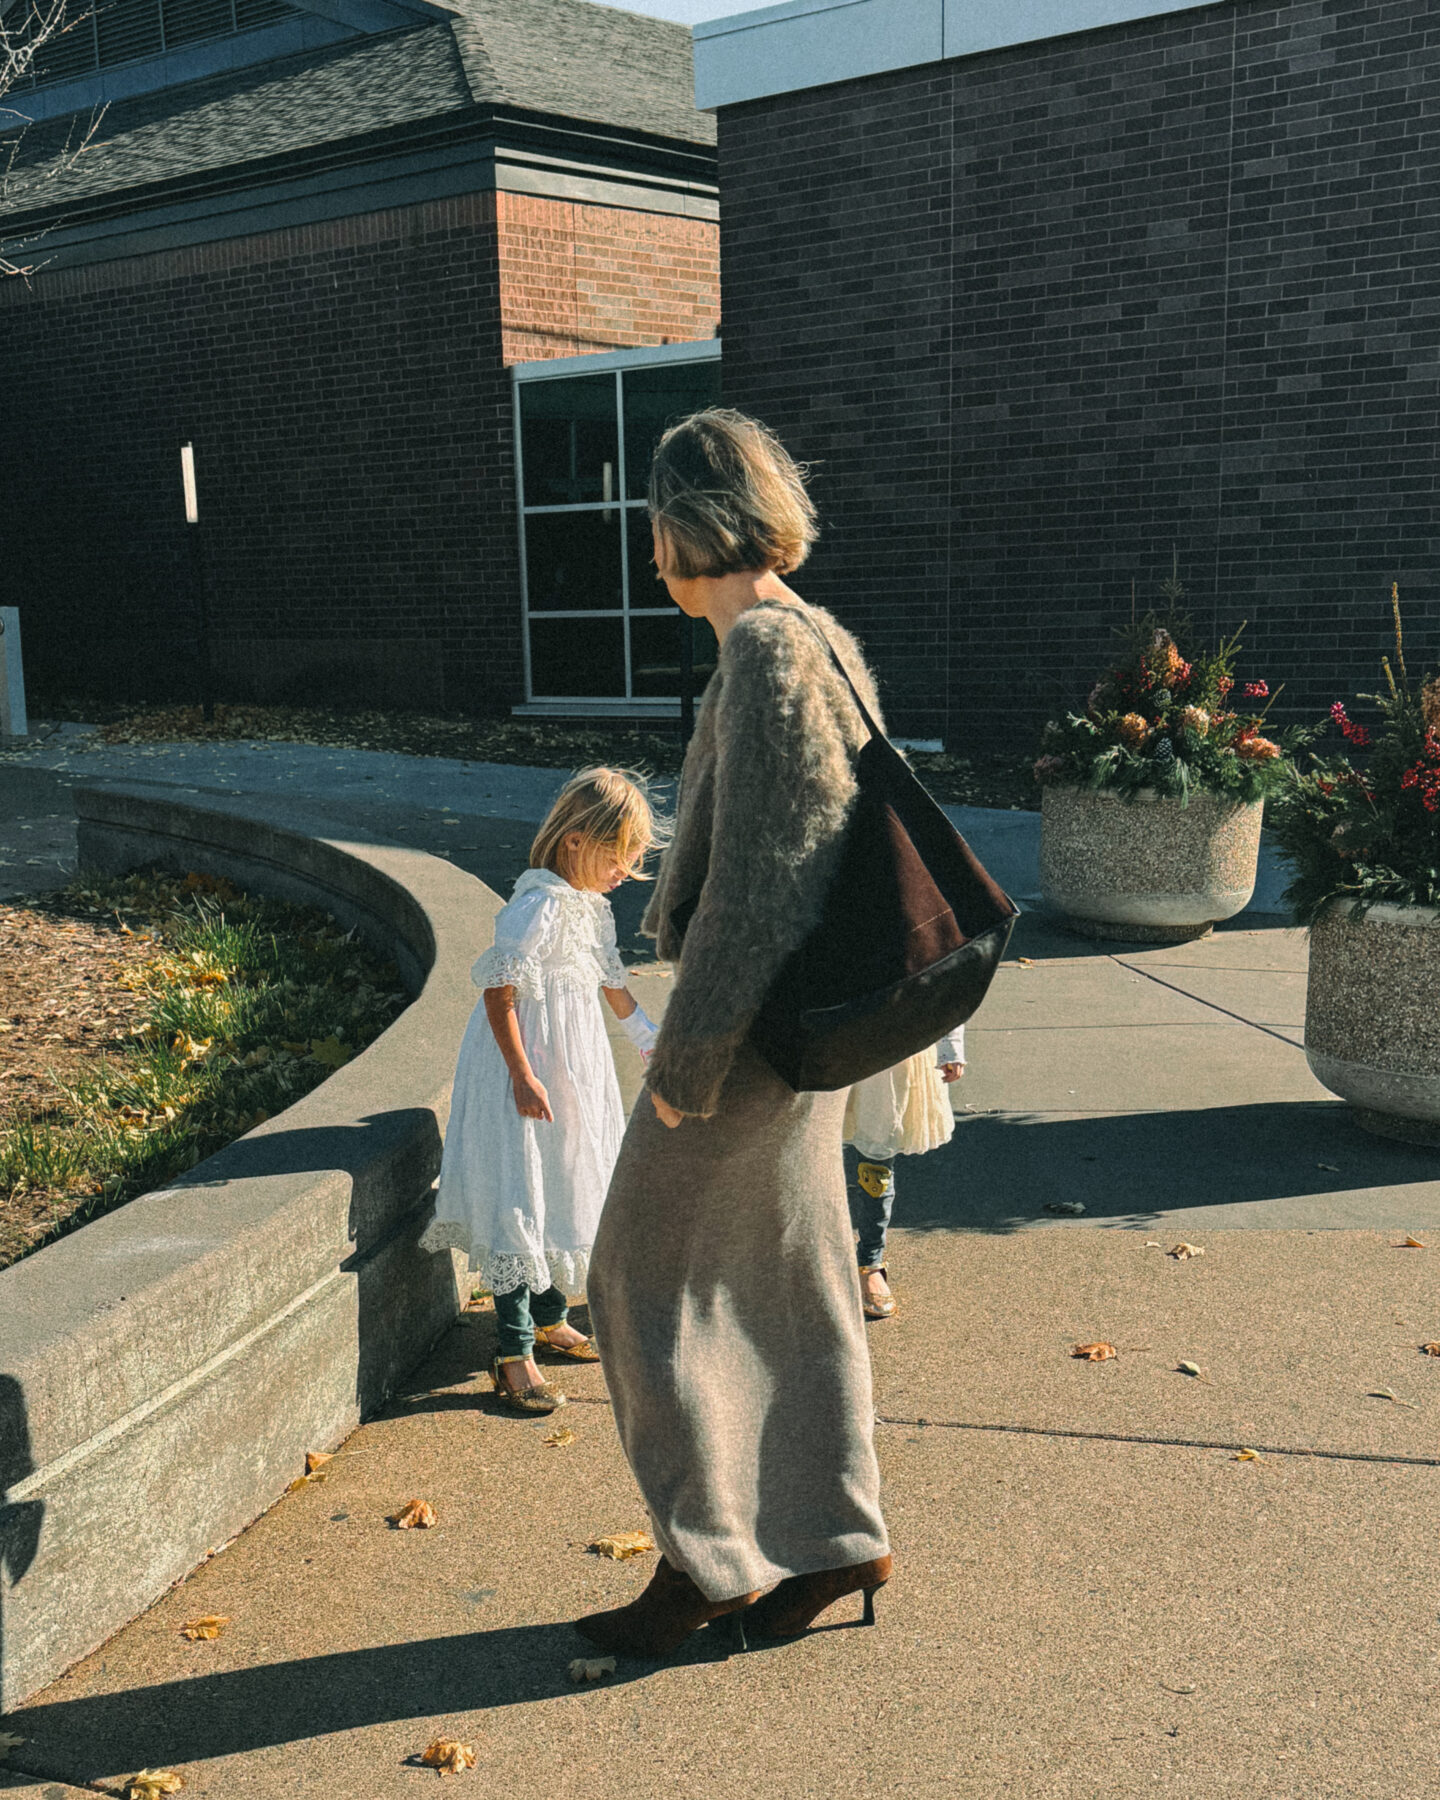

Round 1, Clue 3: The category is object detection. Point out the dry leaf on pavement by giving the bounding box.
[420,1740,476,1774]
[1046,1200,1086,1215]
[543,1426,576,1447]
[179,1615,230,1641]
[588,1530,655,1560]
[390,1498,438,1529]
[1168,1243,1205,1260]
[128,1773,185,1799]
[1368,1387,1417,1408]
[1420,1342,1440,1357]
[1397,1236,1427,1249]
[305,1451,333,1474]
[1176,1361,1208,1381]
[1071,1342,1116,1361]
[1231,1448,1261,1462]
[0,1732,26,1758]
[1015,957,1036,968]
[569,1655,617,1682]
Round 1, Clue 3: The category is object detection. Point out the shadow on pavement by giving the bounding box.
[5,1618,738,1776]
[896,1100,1440,1232]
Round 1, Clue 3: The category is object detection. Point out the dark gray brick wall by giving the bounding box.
[718,0,1440,747]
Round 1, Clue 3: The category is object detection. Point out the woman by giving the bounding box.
[581,409,892,1659]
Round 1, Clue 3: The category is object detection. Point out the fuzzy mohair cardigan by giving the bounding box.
[642,599,884,1118]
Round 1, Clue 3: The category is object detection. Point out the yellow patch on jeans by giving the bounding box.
[857,1162,894,1199]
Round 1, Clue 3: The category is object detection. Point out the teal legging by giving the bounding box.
[493,1283,569,1360]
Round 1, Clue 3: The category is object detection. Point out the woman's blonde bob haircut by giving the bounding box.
[529,767,663,890]
[648,407,818,581]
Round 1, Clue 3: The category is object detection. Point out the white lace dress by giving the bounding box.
[422,868,628,1297]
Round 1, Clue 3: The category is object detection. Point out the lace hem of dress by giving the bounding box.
[418,1221,590,1297]
[471,947,545,1001]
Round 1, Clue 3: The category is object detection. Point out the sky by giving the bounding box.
[588,0,763,25]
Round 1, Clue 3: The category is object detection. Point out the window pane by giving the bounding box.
[524,510,622,613]
[622,358,723,499]
[529,618,626,699]
[625,506,666,610]
[630,613,718,699]
[520,374,618,508]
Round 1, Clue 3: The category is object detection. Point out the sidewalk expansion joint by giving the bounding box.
[1110,956,1303,1050]
[877,1415,1440,1469]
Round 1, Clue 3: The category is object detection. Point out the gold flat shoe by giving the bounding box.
[491,1356,567,1414]
[533,1324,601,1362]
[860,1265,897,1321]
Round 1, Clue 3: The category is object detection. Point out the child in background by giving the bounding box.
[845,1033,965,1319]
[423,769,661,1414]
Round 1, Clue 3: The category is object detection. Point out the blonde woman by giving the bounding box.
[582,410,893,1659]
[424,770,661,1413]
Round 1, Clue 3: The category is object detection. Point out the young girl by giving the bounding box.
[845,1034,966,1319]
[424,768,661,1415]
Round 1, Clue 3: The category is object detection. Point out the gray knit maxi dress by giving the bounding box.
[588,599,890,1603]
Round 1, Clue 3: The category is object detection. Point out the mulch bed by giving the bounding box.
[0,898,154,1265]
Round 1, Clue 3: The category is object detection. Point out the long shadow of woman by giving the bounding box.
[1,1373,44,1715]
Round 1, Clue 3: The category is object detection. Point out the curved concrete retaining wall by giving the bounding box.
[0,783,501,1710]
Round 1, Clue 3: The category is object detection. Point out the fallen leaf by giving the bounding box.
[1016,957,1036,968]
[179,1615,230,1641]
[128,1773,185,1799]
[1160,1682,1197,1694]
[1316,1162,1341,1172]
[1420,1343,1440,1357]
[1231,1448,1261,1462]
[285,1476,309,1494]
[588,1530,655,1560]
[1046,1200,1087,1216]
[305,1451,333,1474]
[391,1498,437,1529]
[308,1034,352,1068]
[1176,1361,1205,1379]
[1144,1240,1161,1248]
[569,1655,617,1682]
[1071,1342,1117,1362]
[1368,1387,1418,1408]
[420,1739,476,1774]
[0,1731,25,1757]
[1397,1235,1427,1249]
[543,1426,576,1447]
[1168,1243,1205,1260]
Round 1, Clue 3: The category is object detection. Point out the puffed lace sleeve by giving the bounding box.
[596,899,628,988]
[471,889,562,1001]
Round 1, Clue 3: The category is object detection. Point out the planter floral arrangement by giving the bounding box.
[1269,588,1440,925]
[1033,612,1302,804]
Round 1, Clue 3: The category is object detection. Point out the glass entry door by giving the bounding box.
[515,346,722,706]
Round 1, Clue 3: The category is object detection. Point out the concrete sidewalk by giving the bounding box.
[3,741,1439,1796]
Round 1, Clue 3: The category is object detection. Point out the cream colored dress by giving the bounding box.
[844,1029,965,1161]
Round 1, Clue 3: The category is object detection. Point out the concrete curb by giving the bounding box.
[0,784,500,1710]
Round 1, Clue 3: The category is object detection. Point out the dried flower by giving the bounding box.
[1423,675,1440,734]
[1179,706,1210,736]
[1235,734,1280,761]
[1118,712,1149,749]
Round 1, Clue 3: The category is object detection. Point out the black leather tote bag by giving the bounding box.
[743,611,1019,1092]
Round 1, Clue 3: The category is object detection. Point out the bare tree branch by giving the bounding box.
[0,0,107,277]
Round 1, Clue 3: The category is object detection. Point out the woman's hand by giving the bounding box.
[651,1091,684,1129]
[512,1071,554,1121]
[940,1062,965,1084]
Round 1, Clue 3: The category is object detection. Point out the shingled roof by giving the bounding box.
[1,0,712,216]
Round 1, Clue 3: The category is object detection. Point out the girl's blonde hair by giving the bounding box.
[529,767,663,888]
[648,407,817,580]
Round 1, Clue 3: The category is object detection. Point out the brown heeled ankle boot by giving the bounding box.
[576,1556,759,1659]
[747,1554,893,1639]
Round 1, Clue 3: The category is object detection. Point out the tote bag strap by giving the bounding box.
[785,603,884,745]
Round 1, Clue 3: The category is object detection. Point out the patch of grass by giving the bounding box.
[0,871,407,1269]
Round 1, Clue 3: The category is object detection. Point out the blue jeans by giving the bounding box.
[846,1152,895,1269]
[493,1283,569,1360]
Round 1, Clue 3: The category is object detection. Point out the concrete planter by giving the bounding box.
[1304,901,1440,1146]
[1039,785,1264,942]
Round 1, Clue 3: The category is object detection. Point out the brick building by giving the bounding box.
[697,0,1440,746]
[1,0,720,711]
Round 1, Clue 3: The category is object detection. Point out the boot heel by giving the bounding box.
[715,1608,749,1654]
[862,1586,879,1626]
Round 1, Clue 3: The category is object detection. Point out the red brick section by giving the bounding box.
[498,190,719,364]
